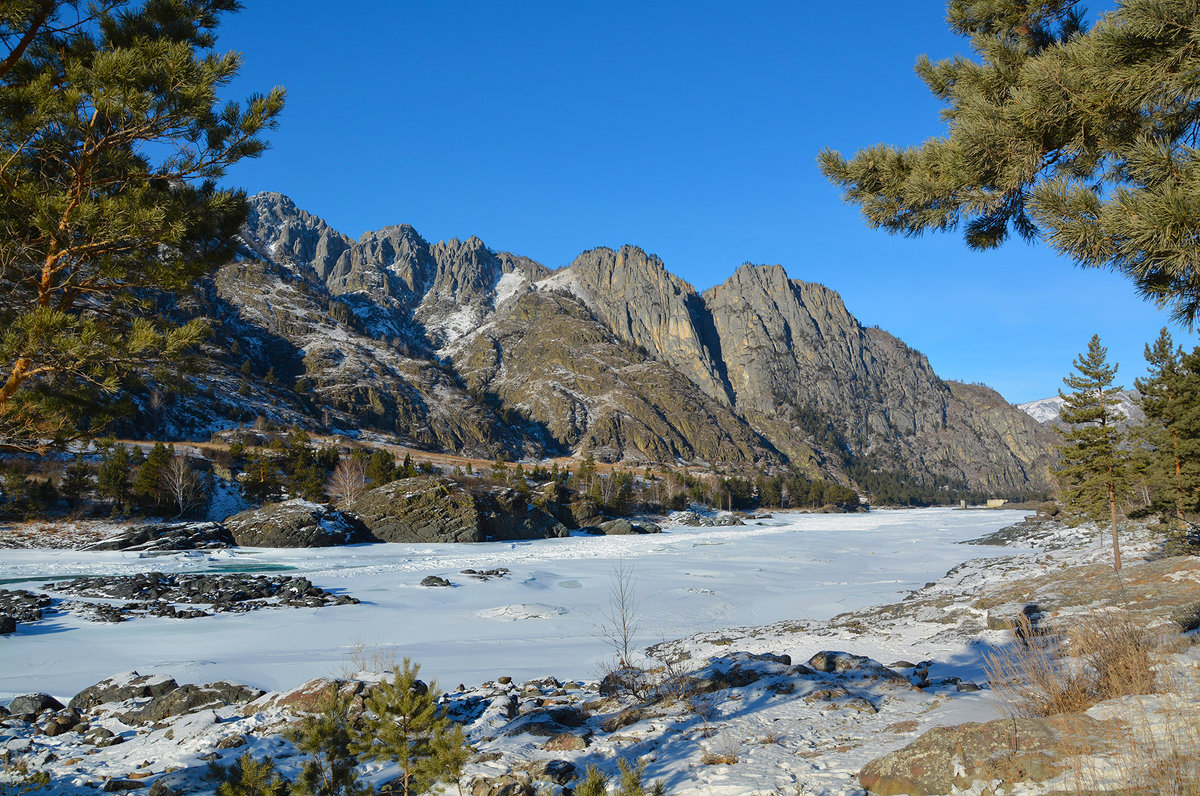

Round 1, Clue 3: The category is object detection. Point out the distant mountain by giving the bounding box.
[135,192,1056,496]
[1018,390,1144,430]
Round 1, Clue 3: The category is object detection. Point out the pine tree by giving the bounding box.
[577,451,597,492]
[365,450,396,486]
[820,0,1200,322]
[133,442,172,512]
[213,752,288,796]
[0,1,284,449]
[97,443,135,510]
[1135,329,1188,527]
[60,455,92,507]
[287,691,365,796]
[350,659,466,796]
[1054,335,1130,571]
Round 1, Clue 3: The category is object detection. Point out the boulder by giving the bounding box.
[421,576,452,587]
[243,677,364,716]
[121,682,264,725]
[353,477,567,543]
[82,522,234,552]
[225,499,375,547]
[601,518,659,534]
[859,714,1115,795]
[0,614,14,634]
[70,672,180,713]
[7,693,64,717]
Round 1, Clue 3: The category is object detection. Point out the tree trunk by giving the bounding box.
[1107,479,1121,572]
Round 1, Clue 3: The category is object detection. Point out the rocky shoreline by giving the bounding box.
[3,516,1197,795]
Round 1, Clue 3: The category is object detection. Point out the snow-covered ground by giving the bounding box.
[0,508,1029,703]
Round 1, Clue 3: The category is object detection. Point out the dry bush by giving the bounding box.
[986,613,1093,717]
[1070,610,1161,701]
[988,610,1170,718]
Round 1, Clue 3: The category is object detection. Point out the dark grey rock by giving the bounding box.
[225,500,375,548]
[8,693,64,717]
[82,522,234,552]
[421,576,452,588]
[70,673,180,713]
[120,682,264,725]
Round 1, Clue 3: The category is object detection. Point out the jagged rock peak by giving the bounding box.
[563,245,732,405]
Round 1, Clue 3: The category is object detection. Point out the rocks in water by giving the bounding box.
[225,499,375,547]
[461,568,509,580]
[51,572,357,620]
[7,693,64,718]
[353,476,567,543]
[82,522,234,552]
[70,672,180,713]
[0,589,51,632]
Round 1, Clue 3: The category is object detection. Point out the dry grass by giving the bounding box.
[986,610,1165,718]
[988,610,1200,793]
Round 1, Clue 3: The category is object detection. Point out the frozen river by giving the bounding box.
[0,507,1027,701]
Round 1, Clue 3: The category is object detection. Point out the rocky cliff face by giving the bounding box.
[166,192,1053,495]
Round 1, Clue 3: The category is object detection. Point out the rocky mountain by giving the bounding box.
[144,192,1056,495]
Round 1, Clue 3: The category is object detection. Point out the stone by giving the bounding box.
[70,672,180,713]
[421,576,452,587]
[542,731,589,751]
[354,477,567,544]
[121,682,264,725]
[102,780,145,791]
[82,522,234,552]
[0,614,15,634]
[858,714,1116,795]
[216,734,246,749]
[225,499,375,547]
[8,693,64,717]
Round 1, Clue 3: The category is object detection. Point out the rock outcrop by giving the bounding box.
[352,476,568,543]
[224,500,374,547]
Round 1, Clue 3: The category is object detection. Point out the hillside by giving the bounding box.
[129,192,1055,497]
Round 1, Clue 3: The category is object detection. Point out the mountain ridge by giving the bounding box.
[146,192,1056,496]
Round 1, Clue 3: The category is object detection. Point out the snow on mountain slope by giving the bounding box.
[1019,389,1143,427]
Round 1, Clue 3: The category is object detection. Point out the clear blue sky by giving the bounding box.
[216,1,1192,404]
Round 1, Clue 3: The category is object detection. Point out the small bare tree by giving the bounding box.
[598,561,646,696]
[163,455,204,518]
[327,458,367,508]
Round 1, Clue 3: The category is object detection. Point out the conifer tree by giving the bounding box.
[365,449,396,486]
[1054,335,1130,570]
[1135,329,1188,527]
[96,443,136,510]
[133,442,172,511]
[213,752,288,796]
[287,691,365,796]
[0,0,284,449]
[820,0,1200,321]
[350,659,466,796]
[60,454,92,507]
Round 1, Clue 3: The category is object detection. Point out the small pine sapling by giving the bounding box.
[211,753,289,796]
[351,658,468,796]
[287,690,365,796]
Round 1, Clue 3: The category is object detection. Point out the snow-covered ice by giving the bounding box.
[0,508,1028,703]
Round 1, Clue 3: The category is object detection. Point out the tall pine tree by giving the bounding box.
[1054,335,1130,570]
[1134,329,1188,528]
[0,1,284,449]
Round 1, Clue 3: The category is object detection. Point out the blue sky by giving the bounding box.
[216,1,1190,404]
